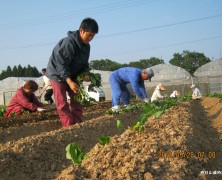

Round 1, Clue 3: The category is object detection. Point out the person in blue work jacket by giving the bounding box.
[109,67,154,112]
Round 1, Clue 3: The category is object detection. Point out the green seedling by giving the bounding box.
[99,136,111,146]
[0,106,6,117]
[116,119,123,129]
[21,109,30,115]
[10,112,17,117]
[65,143,85,165]
[133,121,144,131]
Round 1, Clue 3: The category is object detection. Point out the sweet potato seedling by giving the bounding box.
[99,136,111,146]
[65,143,85,165]
[116,119,123,129]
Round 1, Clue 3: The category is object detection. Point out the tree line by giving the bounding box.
[0,64,41,80]
[0,50,211,80]
[90,50,211,75]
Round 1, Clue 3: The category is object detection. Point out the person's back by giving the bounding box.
[170,90,180,98]
[193,87,202,99]
[191,85,202,100]
[111,67,141,84]
[46,30,90,83]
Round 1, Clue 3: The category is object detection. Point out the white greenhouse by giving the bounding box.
[194,58,222,93]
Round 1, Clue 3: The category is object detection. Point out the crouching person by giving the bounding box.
[170,90,180,98]
[151,83,166,102]
[4,80,46,117]
[190,84,202,100]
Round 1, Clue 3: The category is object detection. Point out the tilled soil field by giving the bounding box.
[0,97,222,180]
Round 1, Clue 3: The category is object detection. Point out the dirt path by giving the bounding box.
[0,98,222,180]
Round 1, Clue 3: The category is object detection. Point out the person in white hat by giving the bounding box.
[151,83,166,102]
[170,90,180,98]
[109,67,154,112]
[190,84,202,100]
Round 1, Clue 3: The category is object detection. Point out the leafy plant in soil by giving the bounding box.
[206,92,222,101]
[0,106,6,117]
[99,136,111,145]
[65,143,86,165]
[178,93,192,101]
[134,97,179,131]
[116,119,123,129]
[105,103,142,115]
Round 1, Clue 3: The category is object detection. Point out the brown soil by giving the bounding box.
[0,98,222,180]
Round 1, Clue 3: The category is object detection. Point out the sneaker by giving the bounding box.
[112,105,120,113]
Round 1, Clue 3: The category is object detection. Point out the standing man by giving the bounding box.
[46,17,99,127]
[109,67,154,112]
[41,68,54,104]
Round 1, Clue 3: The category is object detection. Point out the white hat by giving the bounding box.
[157,83,166,91]
[145,68,154,82]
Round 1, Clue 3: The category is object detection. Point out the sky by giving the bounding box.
[0,0,222,72]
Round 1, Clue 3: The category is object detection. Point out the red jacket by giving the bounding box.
[4,87,42,117]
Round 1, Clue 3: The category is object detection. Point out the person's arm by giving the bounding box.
[130,80,148,99]
[31,93,43,107]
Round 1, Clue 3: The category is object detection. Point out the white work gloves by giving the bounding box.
[112,105,120,113]
[143,98,149,103]
[37,107,46,112]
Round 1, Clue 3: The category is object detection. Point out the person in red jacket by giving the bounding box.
[4,80,45,117]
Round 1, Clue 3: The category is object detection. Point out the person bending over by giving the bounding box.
[109,67,154,112]
[5,80,45,117]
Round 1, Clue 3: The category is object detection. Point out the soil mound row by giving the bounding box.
[58,100,222,180]
[0,98,222,180]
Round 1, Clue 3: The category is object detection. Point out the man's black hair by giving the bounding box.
[79,17,99,34]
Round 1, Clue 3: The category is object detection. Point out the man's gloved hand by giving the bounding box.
[143,98,149,103]
[37,107,46,112]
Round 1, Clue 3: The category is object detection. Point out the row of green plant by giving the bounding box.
[0,106,30,117]
[105,103,142,115]
[205,92,222,101]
